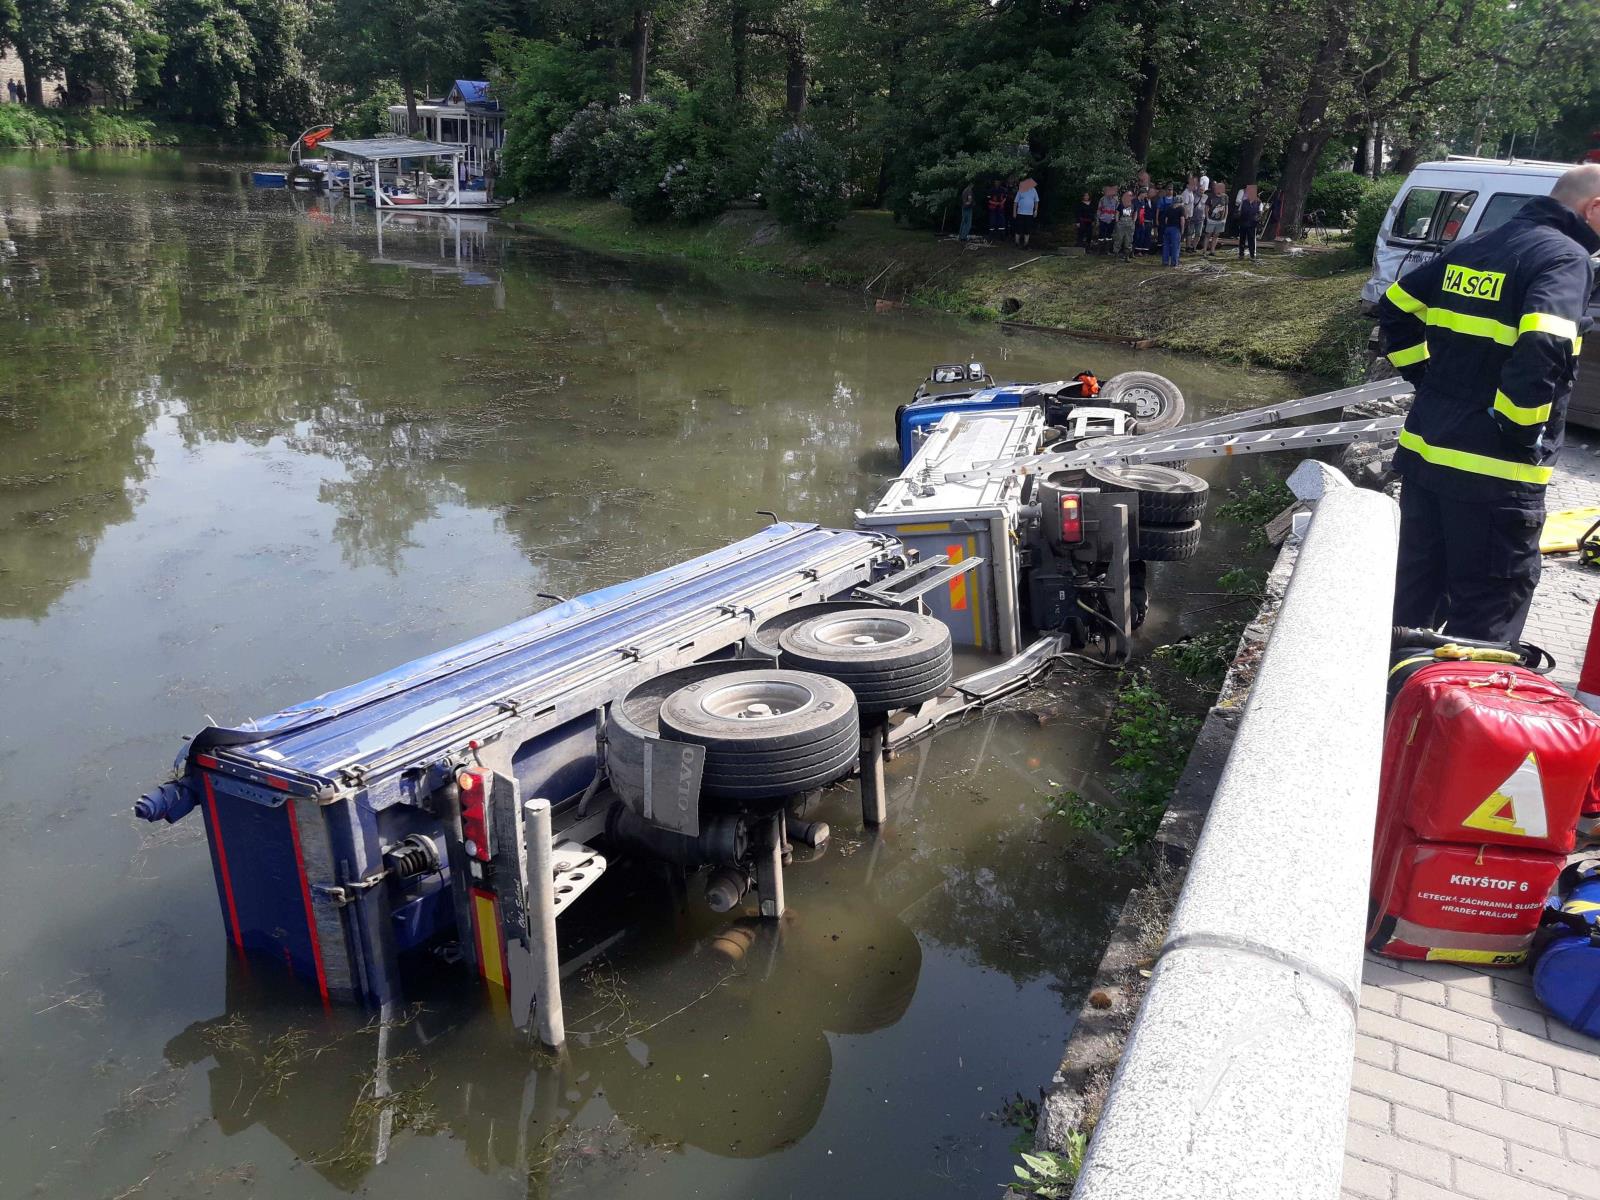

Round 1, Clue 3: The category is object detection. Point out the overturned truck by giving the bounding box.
[135,372,1411,1046]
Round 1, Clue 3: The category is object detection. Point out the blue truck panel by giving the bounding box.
[896,388,1032,467]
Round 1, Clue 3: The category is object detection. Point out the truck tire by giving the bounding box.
[1100,371,1186,434]
[607,659,776,807]
[659,670,860,801]
[748,602,862,660]
[777,609,955,712]
[1085,463,1209,524]
[1136,520,1203,562]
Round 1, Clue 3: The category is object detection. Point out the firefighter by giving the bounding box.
[1380,164,1600,642]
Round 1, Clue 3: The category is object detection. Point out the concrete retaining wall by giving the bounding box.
[1072,483,1400,1200]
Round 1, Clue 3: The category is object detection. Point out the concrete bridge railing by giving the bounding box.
[1072,482,1400,1200]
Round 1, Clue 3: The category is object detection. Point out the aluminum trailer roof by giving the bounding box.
[197,524,889,785]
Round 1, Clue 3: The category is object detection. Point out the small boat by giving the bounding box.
[251,170,287,188]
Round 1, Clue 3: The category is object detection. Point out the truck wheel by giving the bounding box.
[1085,463,1209,524]
[777,609,955,712]
[1136,520,1203,562]
[1100,372,1186,434]
[659,670,860,800]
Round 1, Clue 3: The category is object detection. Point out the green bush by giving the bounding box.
[762,125,848,236]
[335,85,403,139]
[494,36,618,196]
[551,91,758,224]
[1352,175,1405,258]
[1307,171,1372,227]
[0,105,182,148]
[549,102,622,197]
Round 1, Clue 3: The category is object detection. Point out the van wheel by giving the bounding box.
[1101,372,1186,433]
[1084,463,1209,524]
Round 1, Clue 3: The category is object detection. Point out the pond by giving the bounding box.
[0,150,1302,1200]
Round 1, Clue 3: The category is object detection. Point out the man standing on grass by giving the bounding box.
[1096,185,1118,249]
[1237,184,1262,261]
[1202,180,1228,255]
[1380,164,1600,641]
[1159,185,1185,266]
[1013,176,1040,248]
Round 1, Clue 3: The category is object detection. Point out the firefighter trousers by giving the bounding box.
[1392,478,1542,643]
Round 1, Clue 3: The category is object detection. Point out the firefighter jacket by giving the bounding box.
[1378,195,1599,509]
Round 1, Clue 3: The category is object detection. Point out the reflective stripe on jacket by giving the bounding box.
[1378,195,1599,507]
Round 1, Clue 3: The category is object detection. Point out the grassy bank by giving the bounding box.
[0,105,272,150]
[503,195,1374,382]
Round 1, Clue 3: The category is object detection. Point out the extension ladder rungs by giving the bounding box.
[942,415,1405,482]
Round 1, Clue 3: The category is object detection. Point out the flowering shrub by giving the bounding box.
[551,91,754,223]
[762,126,848,236]
[549,102,627,197]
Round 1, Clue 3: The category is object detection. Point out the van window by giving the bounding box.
[1391,187,1478,243]
[1479,192,1537,232]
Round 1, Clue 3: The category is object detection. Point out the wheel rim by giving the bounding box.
[809,614,916,649]
[698,679,815,721]
[1120,385,1166,419]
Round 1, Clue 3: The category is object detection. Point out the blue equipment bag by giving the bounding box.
[1531,858,1600,1037]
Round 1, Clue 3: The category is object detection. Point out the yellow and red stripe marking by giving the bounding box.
[470,887,511,998]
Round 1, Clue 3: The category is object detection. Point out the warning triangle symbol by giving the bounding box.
[1461,752,1548,840]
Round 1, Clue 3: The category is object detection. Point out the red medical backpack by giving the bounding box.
[1369,663,1600,965]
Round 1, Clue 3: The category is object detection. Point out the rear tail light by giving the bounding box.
[457,767,493,861]
[1059,493,1084,544]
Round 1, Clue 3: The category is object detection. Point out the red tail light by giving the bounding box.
[1059,493,1083,544]
[457,767,493,861]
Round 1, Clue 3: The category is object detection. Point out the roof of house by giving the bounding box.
[449,80,495,107]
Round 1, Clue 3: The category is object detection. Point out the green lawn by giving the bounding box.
[504,197,1375,382]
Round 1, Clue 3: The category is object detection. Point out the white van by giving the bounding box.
[1362,157,1600,428]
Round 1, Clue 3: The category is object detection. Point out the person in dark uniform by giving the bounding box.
[1380,165,1600,642]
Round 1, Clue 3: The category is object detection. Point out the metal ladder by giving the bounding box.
[938,377,1411,483]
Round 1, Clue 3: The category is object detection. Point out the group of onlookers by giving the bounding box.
[4,81,23,104]
[1077,170,1270,265]
[958,176,1044,248]
[955,168,1275,265]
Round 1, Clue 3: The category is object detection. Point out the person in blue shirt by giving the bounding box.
[1013,177,1041,248]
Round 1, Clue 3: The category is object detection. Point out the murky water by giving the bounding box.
[0,151,1303,1199]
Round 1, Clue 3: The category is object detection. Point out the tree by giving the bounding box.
[60,0,148,102]
[154,0,256,125]
[323,0,462,130]
[4,0,67,103]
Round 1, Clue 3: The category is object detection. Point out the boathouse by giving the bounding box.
[387,81,505,178]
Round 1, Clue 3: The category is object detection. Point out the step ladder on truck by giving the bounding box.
[134,374,1413,1048]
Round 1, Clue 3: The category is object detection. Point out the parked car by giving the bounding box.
[1361,157,1600,429]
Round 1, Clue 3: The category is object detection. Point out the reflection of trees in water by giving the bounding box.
[2,161,893,622]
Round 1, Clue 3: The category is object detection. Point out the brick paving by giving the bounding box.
[1342,439,1600,1200]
